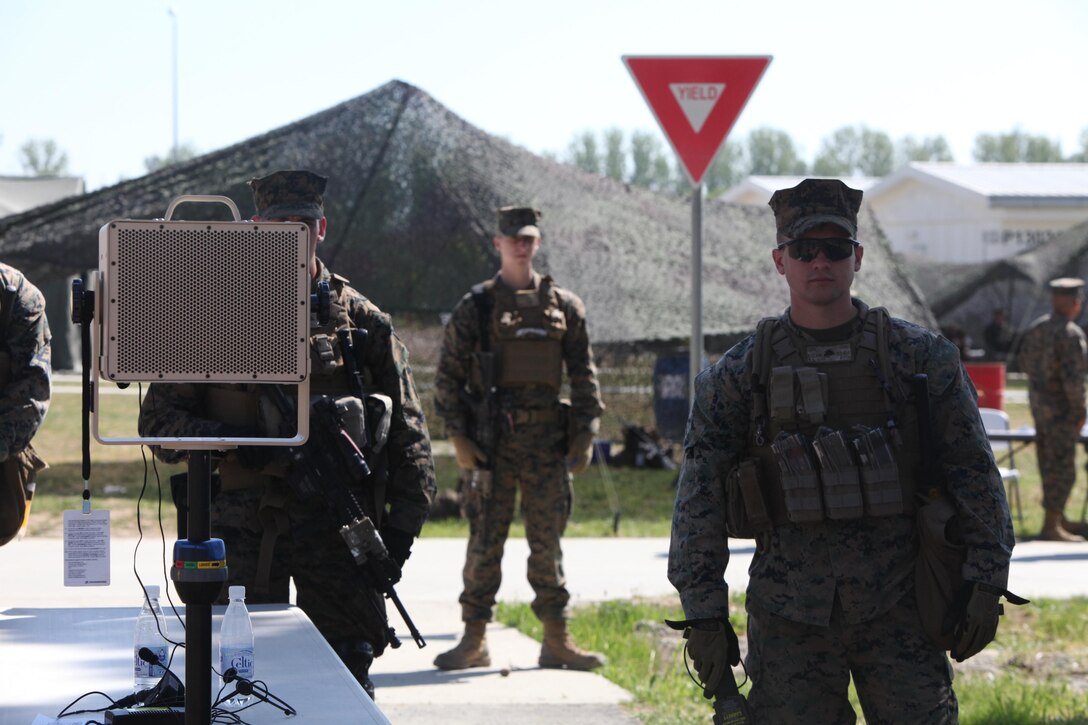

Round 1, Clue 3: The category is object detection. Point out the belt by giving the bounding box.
[507,408,560,425]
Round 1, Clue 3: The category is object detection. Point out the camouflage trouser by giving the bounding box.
[745,591,957,724]
[210,486,390,659]
[459,422,572,622]
[1033,414,1080,512]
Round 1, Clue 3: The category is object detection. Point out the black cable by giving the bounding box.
[134,385,186,648]
[56,690,117,717]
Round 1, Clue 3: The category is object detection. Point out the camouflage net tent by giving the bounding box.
[0,80,934,351]
[904,218,1088,356]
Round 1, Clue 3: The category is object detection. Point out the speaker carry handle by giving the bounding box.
[164,195,242,222]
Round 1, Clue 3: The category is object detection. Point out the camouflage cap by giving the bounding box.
[1049,277,1085,296]
[768,179,863,241]
[249,169,328,220]
[497,206,542,238]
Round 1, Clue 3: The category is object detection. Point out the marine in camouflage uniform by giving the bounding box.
[0,262,50,546]
[138,171,436,698]
[668,180,1015,723]
[432,206,606,671]
[1017,277,1088,541]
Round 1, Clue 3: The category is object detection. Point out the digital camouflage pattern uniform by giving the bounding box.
[434,270,603,623]
[1018,307,1088,513]
[0,262,51,462]
[140,170,435,694]
[0,262,51,545]
[669,304,1014,721]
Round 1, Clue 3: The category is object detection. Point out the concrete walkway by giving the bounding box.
[3,535,1087,724]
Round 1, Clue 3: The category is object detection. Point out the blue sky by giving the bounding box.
[2,0,1085,190]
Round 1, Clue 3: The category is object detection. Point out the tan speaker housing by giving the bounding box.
[93,208,311,448]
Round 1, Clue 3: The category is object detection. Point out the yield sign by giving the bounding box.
[623,55,771,185]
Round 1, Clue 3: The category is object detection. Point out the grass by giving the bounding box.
[497,594,1088,724]
[28,377,680,538]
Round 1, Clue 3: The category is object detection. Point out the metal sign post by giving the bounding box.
[623,55,771,411]
[691,183,704,404]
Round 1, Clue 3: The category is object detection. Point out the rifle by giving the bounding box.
[265,372,425,649]
[458,286,500,496]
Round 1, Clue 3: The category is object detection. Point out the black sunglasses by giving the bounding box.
[778,237,859,262]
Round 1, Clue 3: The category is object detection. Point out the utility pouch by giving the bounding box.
[332,395,368,452]
[771,432,823,523]
[0,445,46,546]
[812,428,863,520]
[851,426,903,516]
[726,459,771,537]
[769,367,797,425]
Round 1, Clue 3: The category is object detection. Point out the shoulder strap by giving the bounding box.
[0,284,16,342]
[471,282,494,354]
[750,316,778,447]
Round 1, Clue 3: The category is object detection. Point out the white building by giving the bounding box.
[0,175,84,217]
[0,174,86,369]
[866,163,1088,263]
[722,164,1088,264]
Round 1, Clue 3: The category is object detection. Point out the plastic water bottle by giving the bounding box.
[133,585,171,694]
[219,585,255,707]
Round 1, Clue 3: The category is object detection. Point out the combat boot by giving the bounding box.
[539,618,606,671]
[1061,515,1088,538]
[1041,510,1084,542]
[434,620,490,670]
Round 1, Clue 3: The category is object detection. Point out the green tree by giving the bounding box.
[1068,128,1088,162]
[973,130,1063,162]
[19,138,69,176]
[896,135,954,166]
[603,128,626,182]
[144,143,200,173]
[857,128,894,176]
[628,131,679,192]
[703,141,746,197]
[567,131,602,175]
[813,125,894,177]
[747,127,806,176]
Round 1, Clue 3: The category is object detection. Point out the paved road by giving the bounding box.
[4,534,1086,723]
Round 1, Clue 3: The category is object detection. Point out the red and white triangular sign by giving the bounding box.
[624,55,771,185]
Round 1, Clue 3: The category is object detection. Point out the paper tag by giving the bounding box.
[63,509,111,586]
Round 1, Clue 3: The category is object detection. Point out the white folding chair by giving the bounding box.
[979,407,1023,526]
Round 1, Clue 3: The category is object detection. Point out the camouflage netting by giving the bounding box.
[904,219,1088,349]
[0,80,934,347]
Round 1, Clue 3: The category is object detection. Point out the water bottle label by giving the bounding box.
[222,647,254,680]
[134,644,168,679]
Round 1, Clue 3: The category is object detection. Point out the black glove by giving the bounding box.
[382,526,414,568]
[943,581,1028,662]
[668,617,740,699]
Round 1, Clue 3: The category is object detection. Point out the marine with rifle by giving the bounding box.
[139,170,436,700]
[432,205,606,671]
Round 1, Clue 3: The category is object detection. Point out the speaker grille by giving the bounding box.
[101,221,309,382]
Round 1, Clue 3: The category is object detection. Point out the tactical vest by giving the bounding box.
[731,307,920,534]
[480,275,565,390]
[206,274,377,500]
